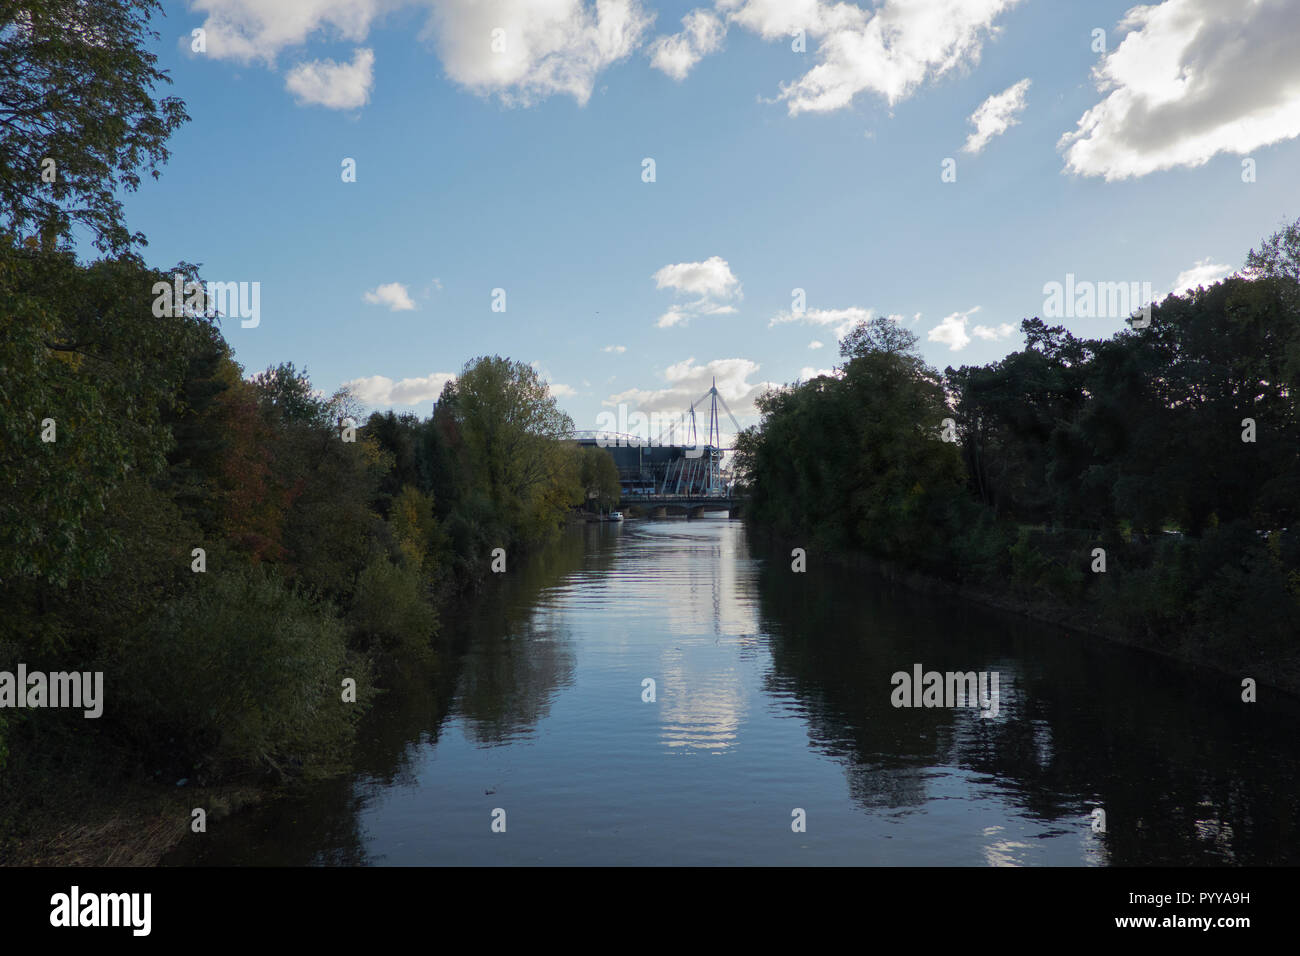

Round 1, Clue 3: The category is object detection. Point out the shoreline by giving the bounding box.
[766,535,1300,699]
[8,521,1295,867]
[3,783,266,867]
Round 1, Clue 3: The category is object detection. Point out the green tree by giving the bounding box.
[1245,217,1300,284]
[250,362,327,426]
[446,356,580,544]
[577,445,620,511]
[0,239,211,586]
[0,0,188,252]
[1244,216,1300,393]
[737,315,965,564]
[945,318,1096,525]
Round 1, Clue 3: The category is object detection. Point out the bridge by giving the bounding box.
[574,379,746,517]
[620,493,744,519]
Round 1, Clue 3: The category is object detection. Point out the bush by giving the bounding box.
[346,554,438,662]
[1184,525,1300,673]
[1008,527,1052,594]
[115,565,369,780]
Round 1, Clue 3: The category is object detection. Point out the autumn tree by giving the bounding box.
[445,356,581,544]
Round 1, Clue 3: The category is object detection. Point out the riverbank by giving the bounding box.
[141,518,1300,866]
[5,781,265,866]
[755,530,1300,698]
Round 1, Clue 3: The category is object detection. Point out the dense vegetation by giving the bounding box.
[0,1,597,855]
[0,234,591,842]
[736,224,1300,690]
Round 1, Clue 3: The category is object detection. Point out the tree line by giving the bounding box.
[0,3,634,854]
[0,233,609,843]
[736,222,1300,690]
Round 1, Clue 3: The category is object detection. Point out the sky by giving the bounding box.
[114,0,1300,444]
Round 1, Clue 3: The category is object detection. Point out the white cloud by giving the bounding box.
[720,0,1024,115]
[971,321,1016,340]
[191,0,384,64]
[656,305,688,328]
[193,0,652,107]
[768,305,881,339]
[963,77,1030,153]
[928,310,974,350]
[653,255,741,298]
[603,344,627,353]
[1173,258,1234,294]
[345,371,455,406]
[926,306,1014,350]
[285,47,374,109]
[363,281,416,311]
[799,366,840,380]
[652,256,742,327]
[649,9,725,80]
[1061,0,1300,180]
[424,0,654,106]
[808,340,824,349]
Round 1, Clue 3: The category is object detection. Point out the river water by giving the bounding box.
[166,518,1300,866]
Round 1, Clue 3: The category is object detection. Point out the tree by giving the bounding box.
[946,319,1096,525]
[446,356,579,542]
[1244,216,1300,393]
[0,0,189,252]
[1245,217,1300,285]
[839,315,922,362]
[250,362,326,426]
[738,317,965,562]
[577,445,620,511]
[0,237,212,585]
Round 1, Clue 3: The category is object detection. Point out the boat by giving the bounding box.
[607,511,624,521]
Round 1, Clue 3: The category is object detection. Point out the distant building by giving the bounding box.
[575,437,727,497]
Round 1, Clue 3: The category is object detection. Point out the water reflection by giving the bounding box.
[165,519,1300,866]
[750,537,1300,864]
[658,647,746,752]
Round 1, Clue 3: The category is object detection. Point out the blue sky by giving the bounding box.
[115,0,1300,441]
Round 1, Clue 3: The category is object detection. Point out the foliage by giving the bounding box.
[0,0,188,252]
[114,565,368,779]
[444,355,582,547]
[0,238,211,585]
[736,315,965,559]
[0,14,584,848]
[740,222,1300,681]
[576,445,621,511]
[346,554,438,662]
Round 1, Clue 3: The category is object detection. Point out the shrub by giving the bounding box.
[115,565,369,780]
[346,554,438,662]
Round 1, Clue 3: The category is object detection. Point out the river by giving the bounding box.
[165,517,1300,866]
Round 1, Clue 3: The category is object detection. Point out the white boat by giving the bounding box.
[607,511,624,521]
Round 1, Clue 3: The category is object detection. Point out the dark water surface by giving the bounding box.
[165,518,1300,866]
